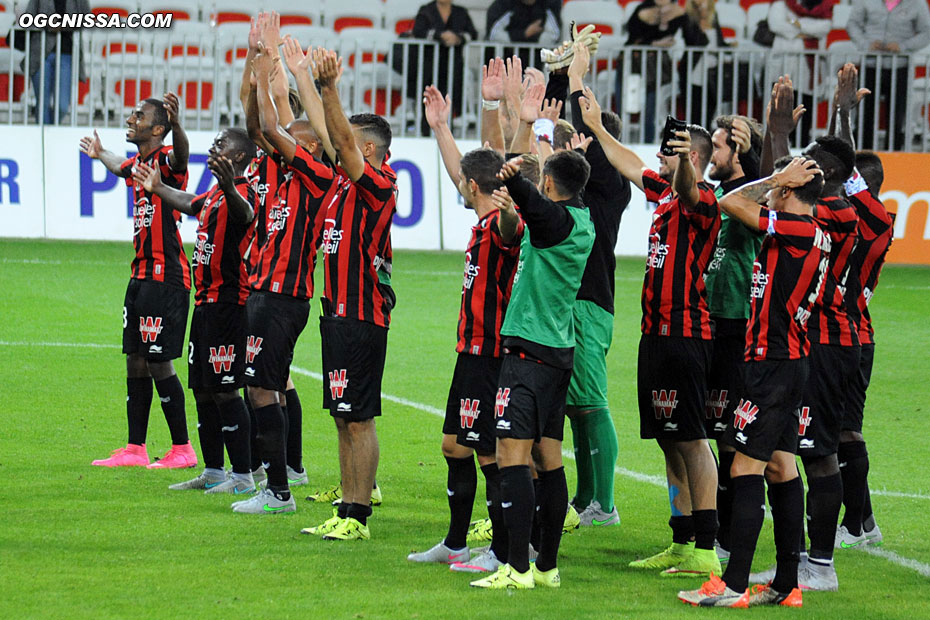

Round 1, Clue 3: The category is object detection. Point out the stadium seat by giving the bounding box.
[279,25,340,50]
[715,3,746,44]
[562,0,626,39]
[216,22,253,65]
[210,0,259,25]
[137,0,196,21]
[826,29,850,48]
[263,2,320,26]
[154,20,212,62]
[339,27,402,117]
[738,0,771,10]
[92,0,140,18]
[324,0,385,32]
[385,0,423,36]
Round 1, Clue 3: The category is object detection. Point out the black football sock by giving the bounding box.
[716,450,735,551]
[669,515,695,545]
[217,396,251,475]
[195,400,224,470]
[126,376,153,445]
[806,473,843,560]
[244,392,263,471]
[153,375,189,445]
[693,509,718,551]
[347,502,373,525]
[285,388,303,472]
[337,500,349,519]
[501,465,535,573]
[768,477,804,593]
[839,441,869,535]
[530,477,542,551]
[481,462,508,562]
[721,475,765,593]
[443,456,477,550]
[862,487,876,531]
[253,403,287,490]
[535,466,568,572]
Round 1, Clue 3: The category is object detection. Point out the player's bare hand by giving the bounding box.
[163,92,180,126]
[519,83,546,123]
[490,187,516,214]
[539,98,562,124]
[208,155,236,188]
[775,156,821,188]
[248,15,261,51]
[497,156,524,180]
[132,161,162,192]
[482,57,505,102]
[731,117,752,154]
[423,85,451,129]
[282,36,310,76]
[578,87,603,130]
[79,129,103,159]
[251,44,274,78]
[668,130,691,157]
[317,50,342,88]
[568,132,592,152]
[260,10,282,51]
[503,55,524,107]
[568,41,590,80]
[834,63,870,113]
[769,76,801,135]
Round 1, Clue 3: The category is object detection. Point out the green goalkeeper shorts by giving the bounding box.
[566,300,614,409]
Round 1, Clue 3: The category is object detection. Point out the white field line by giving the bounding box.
[1,258,123,267]
[2,341,929,577]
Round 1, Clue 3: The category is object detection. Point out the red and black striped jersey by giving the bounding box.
[845,185,894,345]
[809,195,860,347]
[745,210,832,361]
[322,159,398,328]
[190,178,257,306]
[244,150,287,274]
[457,211,525,357]
[640,169,720,339]
[120,146,191,289]
[249,145,336,300]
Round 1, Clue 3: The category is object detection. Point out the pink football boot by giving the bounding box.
[92,443,150,467]
[147,442,198,469]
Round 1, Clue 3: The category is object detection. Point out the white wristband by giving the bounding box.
[481,99,500,110]
[533,118,555,143]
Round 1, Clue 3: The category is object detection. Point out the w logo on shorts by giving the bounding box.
[704,389,729,419]
[495,388,511,418]
[246,336,263,363]
[733,399,759,431]
[651,390,678,419]
[209,345,236,374]
[460,399,480,429]
[798,407,812,436]
[329,369,348,399]
[139,317,163,342]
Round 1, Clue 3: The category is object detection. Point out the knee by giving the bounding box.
[146,361,175,382]
[126,354,150,378]
[801,454,839,479]
[839,430,863,444]
[212,390,238,406]
[247,386,276,409]
[345,418,373,438]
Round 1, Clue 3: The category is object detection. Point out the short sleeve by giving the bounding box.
[289,145,335,195]
[488,211,525,252]
[120,155,135,185]
[355,161,397,212]
[158,147,187,189]
[760,209,816,250]
[190,191,209,214]
[681,183,719,226]
[642,168,670,203]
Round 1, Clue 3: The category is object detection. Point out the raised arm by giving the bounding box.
[79,129,130,177]
[260,13,296,128]
[577,87,648,191]
[510,82,545,154]
[500,56,525,150]
[720,157,822,228]
[669,130,700,208]
[490,187,520,245]
[828,63,870,149]
[762,77,805,175]
[163,92,189,172]
[132,161,199,215]
[254,46,299,163]
[318,50,365,181]
[209,155,254,225]
[424,85,461,186]
[239,14,261,114]
[480,57,506,154]
[283,40,336,162]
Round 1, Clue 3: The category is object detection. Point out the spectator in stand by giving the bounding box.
[847,0,930,150]
[17,0,91,124]
[766,0,834,145]
[404,0,478,136]
[621,0,688,141]
[680,0,730,128]
[487,0,561,47]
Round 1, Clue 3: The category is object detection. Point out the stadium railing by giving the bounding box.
[2,27,929,152]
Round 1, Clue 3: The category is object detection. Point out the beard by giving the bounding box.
[708,159,735,182]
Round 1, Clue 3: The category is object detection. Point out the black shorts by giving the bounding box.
[243,291,309,393]
[704,318,747,439]
[320,316,388,421]
[122,278,190,362]
[188,303,248,392]
[638,334,712,441]
[494,351,570,443]
[724,358,808,462]
[442,353,504,454]
[842,344,874,433]
[797,343,861,458]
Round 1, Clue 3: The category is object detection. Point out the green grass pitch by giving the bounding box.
[1,239,928,619]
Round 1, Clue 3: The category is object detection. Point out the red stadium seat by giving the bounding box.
[826,29,850,48]
[137,1,194,21]
[0,72,24,102]
[325,0,385,32]
[176,80,213,110]
[114,78,153,107]
[739,0,771,10]
[92,0,139,19]
[210,0,256,25]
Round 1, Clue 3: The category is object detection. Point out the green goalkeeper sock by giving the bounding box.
[569,415,594,509]
[587,408,619,512]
